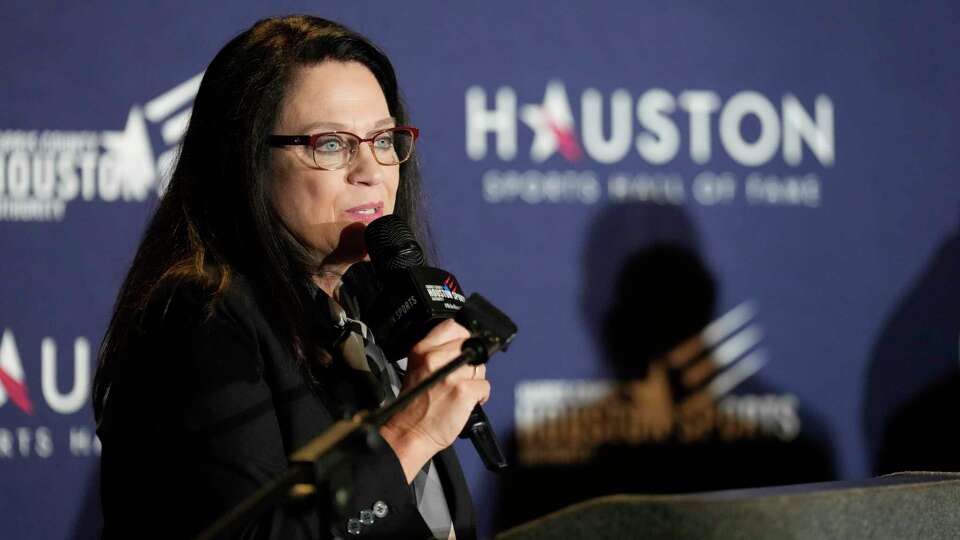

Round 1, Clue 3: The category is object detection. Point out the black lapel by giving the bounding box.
[434,447,477,540]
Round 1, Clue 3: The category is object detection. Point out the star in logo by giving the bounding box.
[520,80,583,163]
[98,72,205,200]
[100,105,158,200]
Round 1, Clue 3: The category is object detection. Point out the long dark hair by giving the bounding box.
[93,15,428,420]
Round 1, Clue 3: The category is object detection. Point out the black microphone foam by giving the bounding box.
[364,214,424,274]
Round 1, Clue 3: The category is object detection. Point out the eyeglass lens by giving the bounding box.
[312,128,414,170]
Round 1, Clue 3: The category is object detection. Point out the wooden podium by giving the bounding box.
[495,472,960,540]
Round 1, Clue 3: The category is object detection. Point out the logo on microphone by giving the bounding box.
[426,281,466,304]
[0,72,202,222]
[442,276,461,295]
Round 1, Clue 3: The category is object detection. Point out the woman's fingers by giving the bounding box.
[411,344,488,384]
[407,338,463,374]
[407,320,473,376]
[410,319,470,355]
[463,378,491,406]
[380,376,491,482]
[383,317,492,480]
[450,362,486,384]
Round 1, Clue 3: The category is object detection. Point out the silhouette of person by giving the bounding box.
[495,203,834,531]
[865,219,960,475]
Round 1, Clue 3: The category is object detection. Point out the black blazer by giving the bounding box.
[97,274,476,539]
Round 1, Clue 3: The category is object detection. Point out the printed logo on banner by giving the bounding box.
[466,81,833,207]
[0,73,204,222]
[0,329,99,459]
[513,302,800,465]
[0,330,34,416]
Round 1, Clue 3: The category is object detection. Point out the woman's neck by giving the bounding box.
[312,269,343,301]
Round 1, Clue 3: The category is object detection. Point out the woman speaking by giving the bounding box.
[93,15,488,540]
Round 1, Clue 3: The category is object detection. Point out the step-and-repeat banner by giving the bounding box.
[2,2,958,538]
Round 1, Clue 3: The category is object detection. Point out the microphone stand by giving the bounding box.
[195,294,516,540]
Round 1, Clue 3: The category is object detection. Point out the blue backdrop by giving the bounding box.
[2,2,959,538]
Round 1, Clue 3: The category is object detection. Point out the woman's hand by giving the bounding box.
[378,319,490,483]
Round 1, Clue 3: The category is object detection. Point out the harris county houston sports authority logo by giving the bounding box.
[0,73,203,222]
[466,81,834,207]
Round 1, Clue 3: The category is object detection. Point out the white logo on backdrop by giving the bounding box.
[0,73,203,222]
[466,81,833,207]
[0,328,99,459]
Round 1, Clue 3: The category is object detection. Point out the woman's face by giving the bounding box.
[270,61,400,263]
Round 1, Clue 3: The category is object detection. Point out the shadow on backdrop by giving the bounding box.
[865,217,960,474]
[495,203,834,531]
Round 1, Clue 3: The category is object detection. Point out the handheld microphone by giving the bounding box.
[363,215,508,471]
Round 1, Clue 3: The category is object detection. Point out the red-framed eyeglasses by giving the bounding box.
[268,126,419,171]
